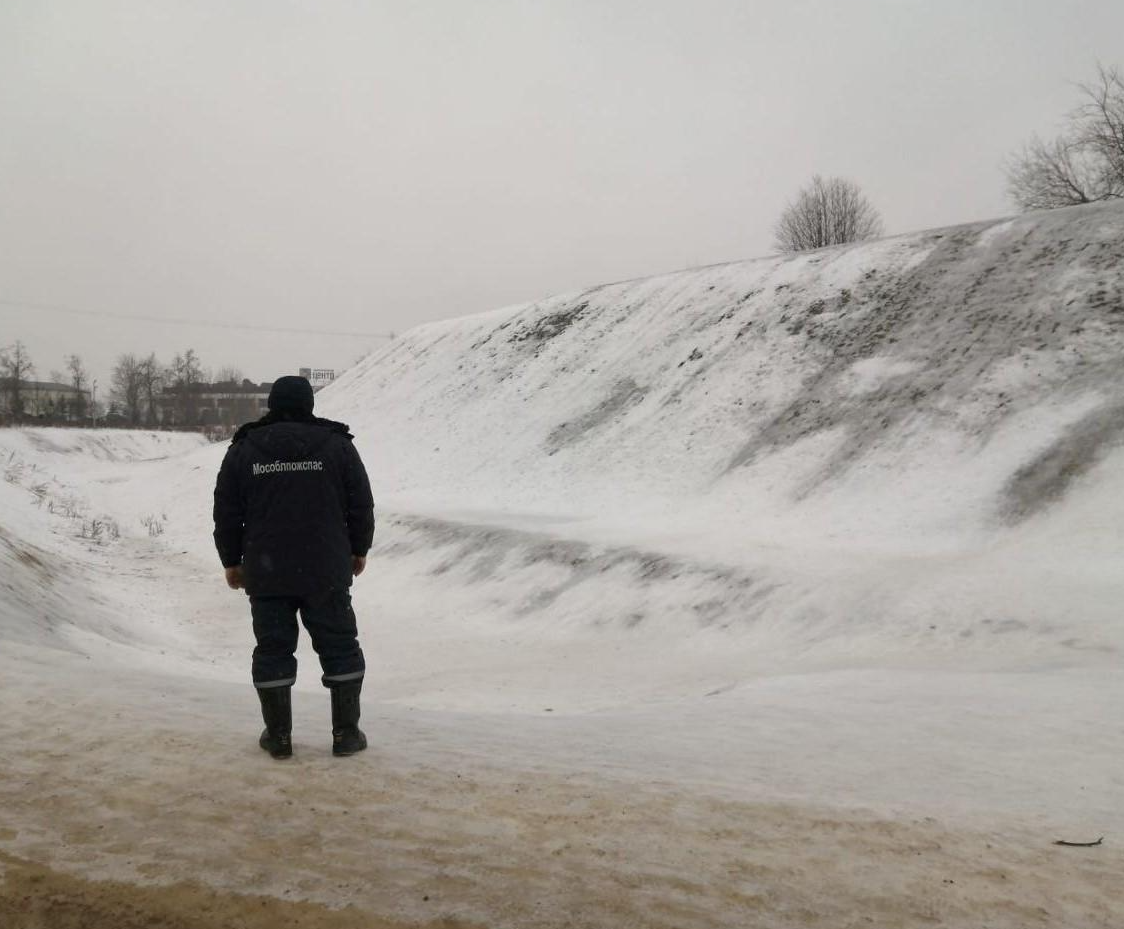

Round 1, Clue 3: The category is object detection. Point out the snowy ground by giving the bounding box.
[3,204,1124,927]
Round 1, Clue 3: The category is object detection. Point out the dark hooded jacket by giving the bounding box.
[212,413,375,597]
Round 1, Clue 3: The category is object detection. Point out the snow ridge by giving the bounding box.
[325,201,1124,542]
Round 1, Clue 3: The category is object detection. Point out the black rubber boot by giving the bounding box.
[256,686,293,759]
[330,680,367,757]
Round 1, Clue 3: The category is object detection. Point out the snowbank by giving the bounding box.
[0,427,208,465]
[0,429,209,650]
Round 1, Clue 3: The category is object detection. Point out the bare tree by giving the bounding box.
[111,354,145,425]
[137,353,164,426]
[1006,64,1124,211]
[65,353,88,420]
[166,348,204,427]
[1006,136,1107,211]
[773,175,884,253]
[0,341,36,421]
[210,366,245,433]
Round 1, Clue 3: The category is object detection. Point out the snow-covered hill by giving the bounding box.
[329,202,1122,533]
[312,201,1124,682]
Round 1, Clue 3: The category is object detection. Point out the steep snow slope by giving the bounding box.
[312,202,1124,681]
[329,202,1122,536]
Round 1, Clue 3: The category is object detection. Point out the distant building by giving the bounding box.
[159,370,334,437]
[0,380,90,421]
[299,367,336,391]
[159,379,272,435]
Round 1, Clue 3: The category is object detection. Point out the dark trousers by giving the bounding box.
[249,589,365,689]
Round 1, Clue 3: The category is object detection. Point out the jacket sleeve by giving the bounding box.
[212,443,245,568]
[342,439,375,556]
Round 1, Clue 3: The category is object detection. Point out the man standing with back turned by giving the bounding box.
[213,375,375,759]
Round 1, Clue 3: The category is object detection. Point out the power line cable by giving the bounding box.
[0,297,396,340]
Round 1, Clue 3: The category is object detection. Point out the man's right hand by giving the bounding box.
[224,565,245,590]
[352,556,367,577]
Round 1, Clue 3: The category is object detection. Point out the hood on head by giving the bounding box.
[268,376,315,414]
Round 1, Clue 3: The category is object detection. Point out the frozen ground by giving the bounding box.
[2,203,1124,927]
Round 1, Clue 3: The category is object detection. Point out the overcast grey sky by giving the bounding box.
[1,0,1121,392]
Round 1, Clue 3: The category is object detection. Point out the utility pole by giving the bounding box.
[91,379,97,428]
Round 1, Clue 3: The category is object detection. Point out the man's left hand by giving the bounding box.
[224,565,245,590]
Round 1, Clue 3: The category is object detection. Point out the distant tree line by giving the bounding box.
[0,341,90,424]
[111,348,247,428]
[1,341,249,431]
